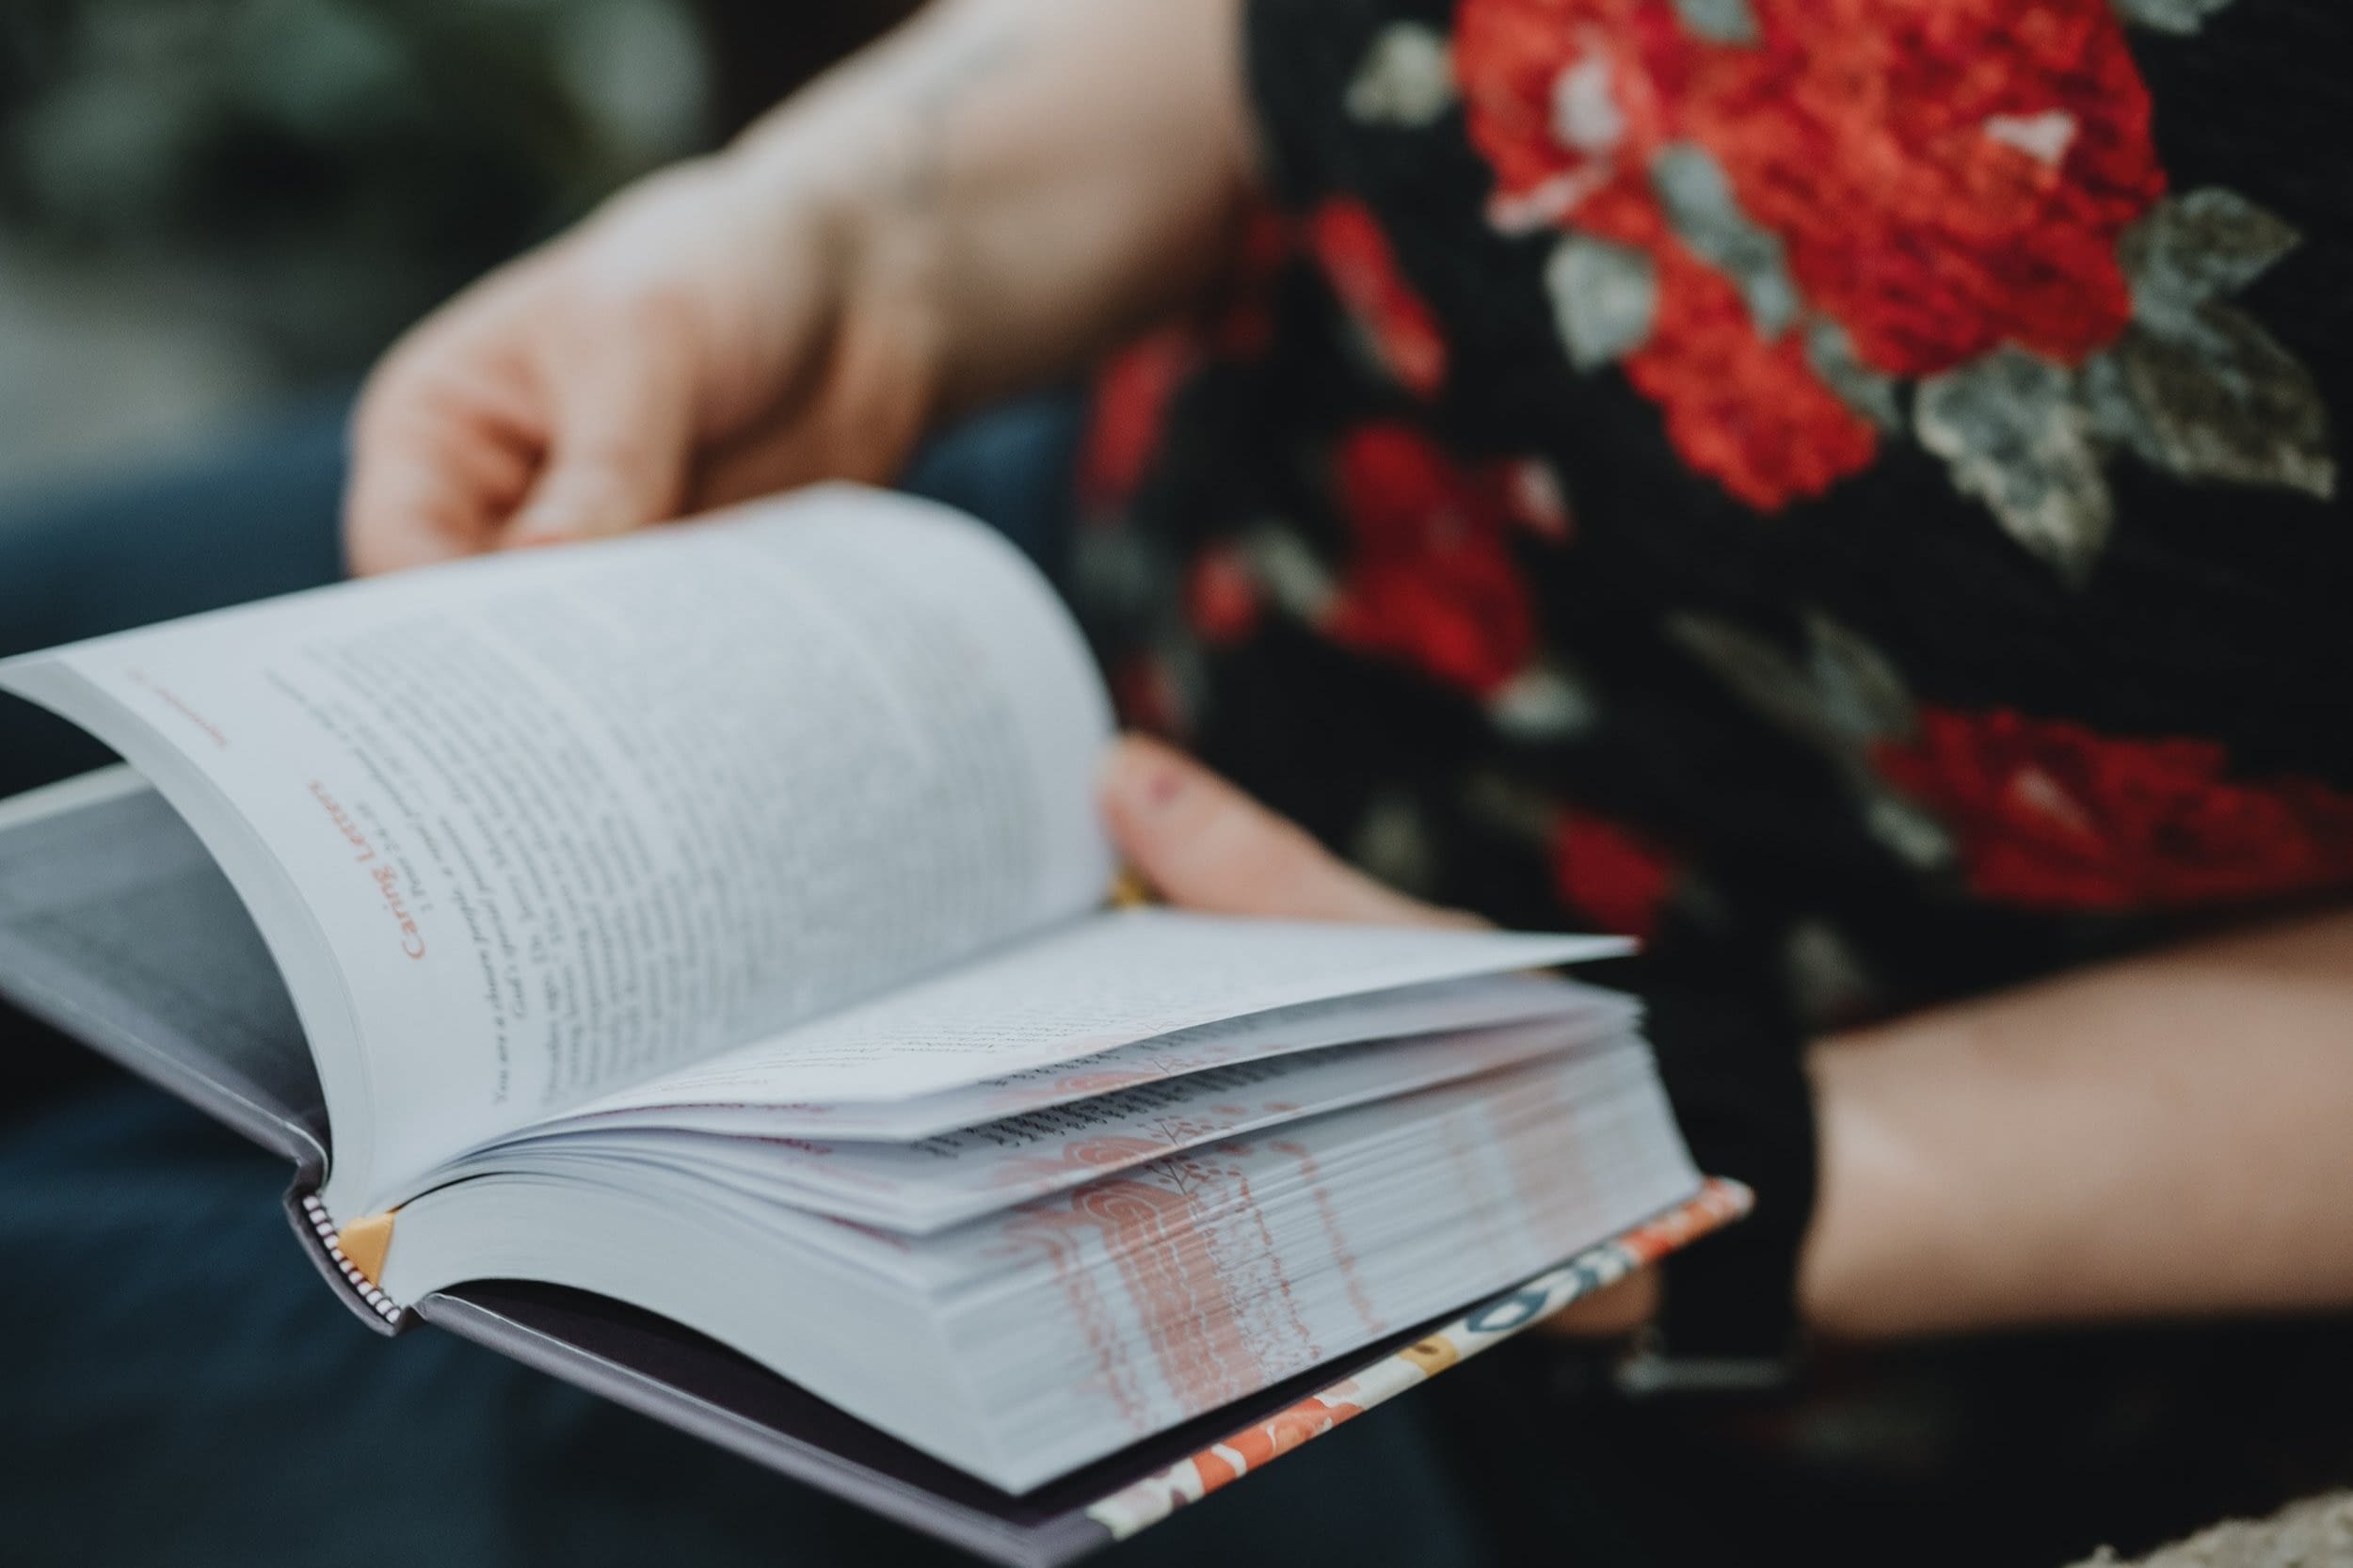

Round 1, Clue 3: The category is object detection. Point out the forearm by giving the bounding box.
[1800,907,2353,1337]
[728,0,1257,416]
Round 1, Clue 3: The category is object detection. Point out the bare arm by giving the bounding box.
[754,0,1257,416]
[1096,735,2353,1338]
[1801,907,2353,1336]
[345,0,1251,570]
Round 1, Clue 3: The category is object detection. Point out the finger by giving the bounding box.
[503,291,699,546]
[344,368,540,576]
[344,283,554,574]
[1098,734,1473,926]
[688,312,931,511]
[690,402,900,511]
[344,454,488,576]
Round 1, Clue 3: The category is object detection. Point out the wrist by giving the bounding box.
[1629,954,1819,1367]
[1793,1032,1910,1338]
[710,120,958,434]
[725,0,1256,419]
[754,93,975,374]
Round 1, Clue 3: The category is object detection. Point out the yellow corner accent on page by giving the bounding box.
[338,1211,396,1288]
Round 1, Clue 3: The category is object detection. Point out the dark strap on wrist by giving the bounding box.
[1605,950,1820,1371]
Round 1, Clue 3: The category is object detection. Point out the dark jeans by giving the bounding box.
[0,403,1512,1568]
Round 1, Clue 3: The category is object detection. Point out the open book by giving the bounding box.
[0,487,1739,1561]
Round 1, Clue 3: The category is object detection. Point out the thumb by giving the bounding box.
[504,303,698,546]
[1098,735,1473,927]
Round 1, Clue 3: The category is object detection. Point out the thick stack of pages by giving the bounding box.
[392,956,1696,1491]
[0,486,1713,1509]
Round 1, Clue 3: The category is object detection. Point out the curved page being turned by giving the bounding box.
[0,487,1115,1220]
[0,767,329,1164]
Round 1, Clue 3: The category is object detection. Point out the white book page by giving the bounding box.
[481,1016,1641,1232]
[0,488,1112,1215]
[947,1052,1698,1481]
[378,1044,1701,1489]
[574,907,1632,1112]
[534,970,1635,1142]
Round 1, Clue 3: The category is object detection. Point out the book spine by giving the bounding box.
[285,1188,408,1334]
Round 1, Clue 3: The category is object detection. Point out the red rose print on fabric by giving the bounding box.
[1307,198,1451,398]
[1185,543,1264,647]
[1080,329,1198,518]
[1214,205,1297,360]
[1079,207,1294,517]
[1875,706,2353,909]
[1111,650,1190,739]
[1445,0,2334,572]
[1551,808,1679,938]
[1458,0,2162,497]
[1619,238,1881,511]
[1322,422,1566,696]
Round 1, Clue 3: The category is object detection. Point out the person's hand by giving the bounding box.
[344,0,1257,579]
[344,155,943,576]
[1097,733,1661,1336]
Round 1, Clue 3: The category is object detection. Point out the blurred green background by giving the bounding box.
[0,0,916,495]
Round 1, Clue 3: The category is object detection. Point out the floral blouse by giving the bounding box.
[1073,0,2353,1339]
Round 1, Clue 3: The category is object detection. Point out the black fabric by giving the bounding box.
[1638,963,1815,1359]
[1078,0,2353,1347]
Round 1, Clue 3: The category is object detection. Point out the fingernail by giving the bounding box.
[1106,739,1188,815]
[1140,760,1185,811]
